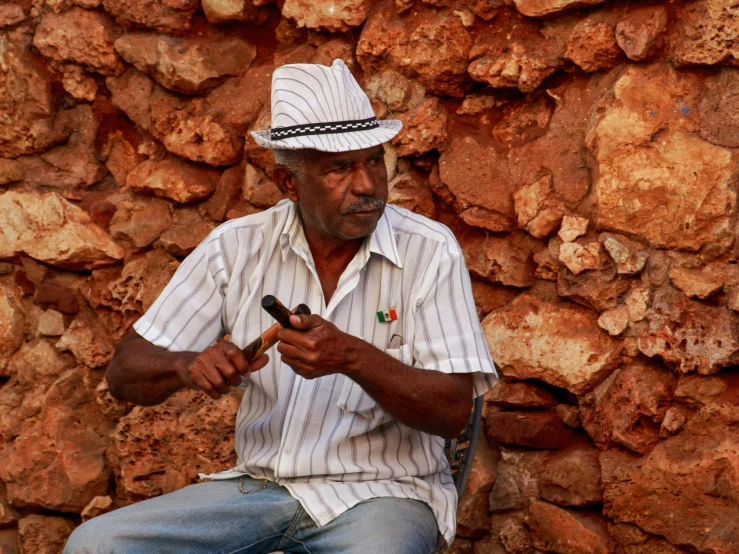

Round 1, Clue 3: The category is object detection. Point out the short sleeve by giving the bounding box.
[412,237,498,398]
[133,235,228,352]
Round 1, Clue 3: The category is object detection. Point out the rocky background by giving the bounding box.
[0,0,738,552]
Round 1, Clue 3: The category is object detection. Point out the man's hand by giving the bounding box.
[179,339,269,400]
[276,314,363,379]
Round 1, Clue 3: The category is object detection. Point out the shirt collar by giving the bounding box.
[279,201,403,269]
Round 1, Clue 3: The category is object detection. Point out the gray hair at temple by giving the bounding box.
[273,149,308,182]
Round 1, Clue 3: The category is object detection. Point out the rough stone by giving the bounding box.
[392,97,447,157]
[489,447,547,512]
[114,389,241,501]
[512,0,606,18]
[0,284,24,375]
[463,232,539,288]
[580,362,677,454]
[33,8,124,76]
[469,41,560,94]
[0,159,23,186]
[587,65,736,253]
[482,294,621,394]
[363,69,425,113]
[439,135,515,231]
[672,0,739,68]
[157,208,215,257]
[0,4,24,27]
[498,515,532,554]
[206,64,271,136]
[604,404,739,554]
[513,176,564,239]
[660,405,687,437]
[34,282,80,315]
[242,164,284,209]
[282,0,369,32]
[565,20,623,73]
[599,233,648,275]
[127,158,220,204]
[674,374,731,407]
[80,495,114,522]
[109,196,172,249]
[484,380,557,409]
[0,528,19,554]
[204,164,245,222]
[36,310,65,337]
[59,64,97,101]
[615,6,668,61]
[529,501,614,554]
[540,446,602,507]
[114,33,257,95]
[487,409,576,450]
[55,308,116,368]
[668,265,725,299]
[357,4,473,97]
[557,261,632,313]
[556,403,580,428]
[456,435,499,538]
[387,171,436,220]
[201,0,269,24]
[558,216,588,243]
[597,304,629,336]
[559,241,601,275]
[102,0,198,33]
[106,69,155,130]
[17,516,75,554]
[638,287,739,374]
[38,140,107,188]
[0,191,124,270]
[698,69,739,148]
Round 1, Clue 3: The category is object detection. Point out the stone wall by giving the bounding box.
[0,0,738,552]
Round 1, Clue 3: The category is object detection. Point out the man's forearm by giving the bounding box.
[344,343,472,439]
[106,332,196,406]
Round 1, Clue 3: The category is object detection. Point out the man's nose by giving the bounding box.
[350,164,376,196]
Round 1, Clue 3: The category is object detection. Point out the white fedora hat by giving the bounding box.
[251,58,402,152]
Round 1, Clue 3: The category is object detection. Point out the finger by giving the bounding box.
[220,342,250,375]
[199,356,233,394]
[277,341,308,361]
[209,347,242,387]
[190,367,222,400]
[289,313,322,330]
[249,354,269,371]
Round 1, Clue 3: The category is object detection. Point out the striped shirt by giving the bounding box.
[133,199,498,545]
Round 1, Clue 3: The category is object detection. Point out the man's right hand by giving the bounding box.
[179,340,269,400]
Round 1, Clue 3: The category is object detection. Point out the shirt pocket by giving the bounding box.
[336,344,412,419]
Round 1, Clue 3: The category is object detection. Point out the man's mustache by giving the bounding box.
[342,197,386,214]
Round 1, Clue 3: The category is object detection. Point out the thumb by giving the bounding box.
[288,313,321,330]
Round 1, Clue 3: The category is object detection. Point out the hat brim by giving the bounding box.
[250,119,402,152]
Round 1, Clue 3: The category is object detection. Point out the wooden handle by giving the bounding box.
[241,300,312,362]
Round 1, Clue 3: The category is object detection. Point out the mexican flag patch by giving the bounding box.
[377,308,398,323]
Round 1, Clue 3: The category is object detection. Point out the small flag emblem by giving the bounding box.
[377,308,398,323]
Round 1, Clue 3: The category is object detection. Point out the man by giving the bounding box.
[65,59,497,554]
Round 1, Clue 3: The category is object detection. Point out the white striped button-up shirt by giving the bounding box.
[134,199,498,545]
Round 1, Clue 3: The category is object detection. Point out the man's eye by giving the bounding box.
[370,156,383,164]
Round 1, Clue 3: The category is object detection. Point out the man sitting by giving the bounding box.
[64,59,497,554]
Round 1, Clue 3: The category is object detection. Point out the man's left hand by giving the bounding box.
[276,314,362,379]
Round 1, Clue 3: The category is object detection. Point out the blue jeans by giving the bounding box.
[63,478,439,554]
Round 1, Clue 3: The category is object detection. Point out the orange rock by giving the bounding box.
[56,308,115,368]
[463,232,539,288]
[672,0,739,67]
[0,527,18,554]
[487,409,576,449]
[17,515,75,554]
[363,69,425,113]
[668,265,726,299]
[0,284,24,376]
[615,6,667,61]
[388,171,436,219]
[392,97,448,157]
[202,0,269,24]
[565,20,623,72]
[127,158,220,204]
[513,176,564,239]
[540,445,602,506]
[512,0,606,18]
[204,164,246,222]
[102,0,198,33]
[282,0,370,32]
[698,69,739,148]
[456,434,499,538]
[484,380,557,409]
[80,495,114,522]
[242,164,284,209]
[157,208,215,257]
[109,195,173,249]
[529,500,614,553]
[558,242,601,275]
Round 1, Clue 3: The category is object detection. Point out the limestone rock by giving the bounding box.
[37,310,65,337]
[207,64,272,136]
[114,33,257,95]
[33,8,124,76]
[282,0,369,32]
[599,233,648,275]
[598,304,629,336]
[559,242,601,275]
[127,158,220,204]
[484,380,557,409]
[59,64,97,101]
[540,446,602,507]
[483,294,621,394]
[17,516,75,554]
[34,282,80,315]
[498,515,533,554]
[587,65,736,252]
[556,403,580,428]
[114,389,241,501]
[357,4,473,97]
[0,159,23,186]
[468,41,560,93]
[204,165,245,222]
[157,208,216,257]
[513,176,564,239]
[489,447,547,512]
[0,38,61,158]
[387,171,436,220]
[580,362,677,454]
[512,0,606,18]
[565,20,623,73]
[638,287,739,374]
[557,261,632,313]
[0,528,19,554]
[0,4,24,27]
[456,435,499,538]
[439,135,515,231]
[558,215,588,243]
[698,69,739,148]
[668,265,725,299]
[487,409,575,449]
[242,164,284,209]
[55,308,115,368]
[660,406,687,437]
[674,373,733,407]
[106,69,155,130]
[470,281,519,320]
[80,495,114,522]
[363,70,425,113]
[109,196,172,249]
[615,6,667,61]
[672,0,739,67]
[102,0,198,33]
[38,139,107,188]
[604,404,739,554]
[391,97,447,157]
[0,284,24,375]
[202,0,269,24]
[4,367,111,512]
[463,232,538,288]
[529,501,614,554]
[0,191,124,270]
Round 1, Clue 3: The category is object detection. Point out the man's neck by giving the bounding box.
[302,227,366,303]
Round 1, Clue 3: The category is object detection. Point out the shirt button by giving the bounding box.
[284,447,293,455]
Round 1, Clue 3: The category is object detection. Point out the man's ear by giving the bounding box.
[273,165,299,203]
